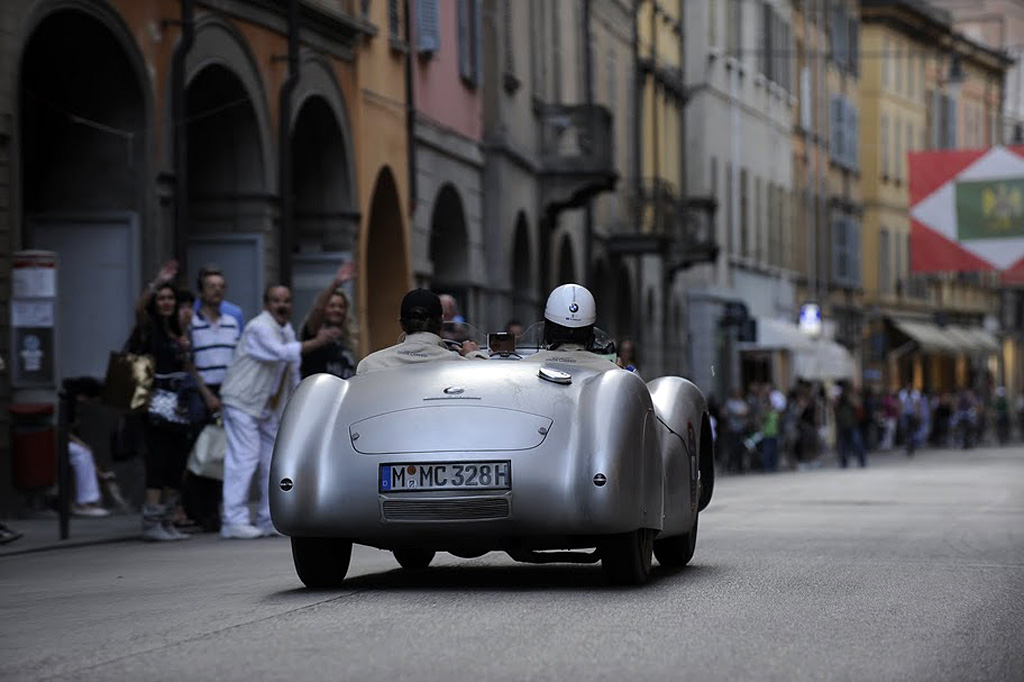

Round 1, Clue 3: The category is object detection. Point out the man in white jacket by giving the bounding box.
[219,285,340,539]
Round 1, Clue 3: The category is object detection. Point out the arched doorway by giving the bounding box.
[615,263,634,340]
[289,94,356,322]
[557,234,576,285]
[20,7,148,379]
[365,167,409,352]
[511,213,534,323]
[429,184,470,318]
[593,258,613,332]
[186,63,267,320]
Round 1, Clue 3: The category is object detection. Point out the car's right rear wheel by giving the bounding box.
[654,514,698,567]
[601,529,654,585]
[393,548,436,569]
[291,537,352,588]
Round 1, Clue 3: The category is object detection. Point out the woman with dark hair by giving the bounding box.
[128,260,215,541]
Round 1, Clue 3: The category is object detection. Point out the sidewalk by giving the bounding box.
[0,512,141,558]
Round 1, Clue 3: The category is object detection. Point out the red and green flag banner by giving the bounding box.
[909,145,1024,284]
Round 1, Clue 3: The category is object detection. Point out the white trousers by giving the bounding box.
[222,406,279,528]
[69,440,101,505]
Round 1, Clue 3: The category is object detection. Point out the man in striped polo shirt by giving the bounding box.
[191,265,242,409]
[183,265,241,533]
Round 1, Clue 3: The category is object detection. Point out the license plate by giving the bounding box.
[379,461,512,492]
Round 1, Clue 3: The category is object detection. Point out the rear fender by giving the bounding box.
[576,370,663,531]
[270,374,349,534]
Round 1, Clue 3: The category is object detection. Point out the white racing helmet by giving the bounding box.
[544,283,596,329]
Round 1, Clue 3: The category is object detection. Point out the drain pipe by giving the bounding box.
[171,0,195,276]
[278,0,300,286]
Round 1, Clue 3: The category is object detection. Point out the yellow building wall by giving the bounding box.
[355,0,411,351]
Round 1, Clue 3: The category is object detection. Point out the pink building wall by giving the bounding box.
[412,0,482,141]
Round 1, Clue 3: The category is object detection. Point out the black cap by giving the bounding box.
[400,289,443,321]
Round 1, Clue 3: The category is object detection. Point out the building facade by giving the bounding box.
[479,0,620,335]
[859,0,1009,393]
[682,0,799,400]
[408,0,486,325]
[0,0,411,512]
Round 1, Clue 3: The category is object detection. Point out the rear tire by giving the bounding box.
[291,537,352,588]
[601,529,654,585]
[393,548,436,569]
[654,515,698,567]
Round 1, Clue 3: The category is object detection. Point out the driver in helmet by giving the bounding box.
[522,283,622,373]
[356,289,487,374]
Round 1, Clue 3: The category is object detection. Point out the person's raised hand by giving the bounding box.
[156,259,179,285]
[334,261,356,285]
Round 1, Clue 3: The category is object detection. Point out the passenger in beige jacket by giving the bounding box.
[356,289,486,374]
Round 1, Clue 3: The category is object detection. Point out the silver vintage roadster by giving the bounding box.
[269,325,715,586]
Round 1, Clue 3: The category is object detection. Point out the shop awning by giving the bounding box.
[741,317,816,351]
[739,317,855,381]
[892,319,999,355]
[891,319,959,353]
[793,338,856,381]
[950,326,1000,353]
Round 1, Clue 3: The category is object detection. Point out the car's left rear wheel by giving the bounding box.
[393,548,436,569]
[291,537,352,588]
[601,529,654,585]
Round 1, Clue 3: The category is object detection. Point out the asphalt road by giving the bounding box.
[2,446,1022,682]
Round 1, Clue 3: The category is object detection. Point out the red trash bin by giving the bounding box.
[9,403,56,490]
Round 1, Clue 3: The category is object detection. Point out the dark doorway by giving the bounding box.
[366,167,408,352]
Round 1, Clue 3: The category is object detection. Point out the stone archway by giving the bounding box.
[292,95,354,252]
[510,212,535,323]
[365,167,409,352]
[615,263,634,340]
[557,234,576,285]
[185,63,267,320]
[428,184,470,317]
[19,5,148,379]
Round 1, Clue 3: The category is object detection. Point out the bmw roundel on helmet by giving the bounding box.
[544,284,596,329]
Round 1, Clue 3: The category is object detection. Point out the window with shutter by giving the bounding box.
[388,0,400,40]
[418,0,440,54]
[709,0,717,48]
[474,0,482,87]
[850,103,859,170]
[848,17,858,75]
[800,67,812,130]
[879,228,890,294]
[881,114,889,177]
[760,1,771,78]
[458,0,471,80]
[833,217,845,284]
[740,169,749,258]
[945,95,957,148]
[894,118,901,181]
[726,162,734,254]
[830,95,842,163]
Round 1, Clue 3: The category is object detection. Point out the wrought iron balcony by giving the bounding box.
[607,180,719,270]
[538,104,618,212]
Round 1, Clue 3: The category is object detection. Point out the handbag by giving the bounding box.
[187,422,226,480]
[148,386,190,425]
[102,351,155,411]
